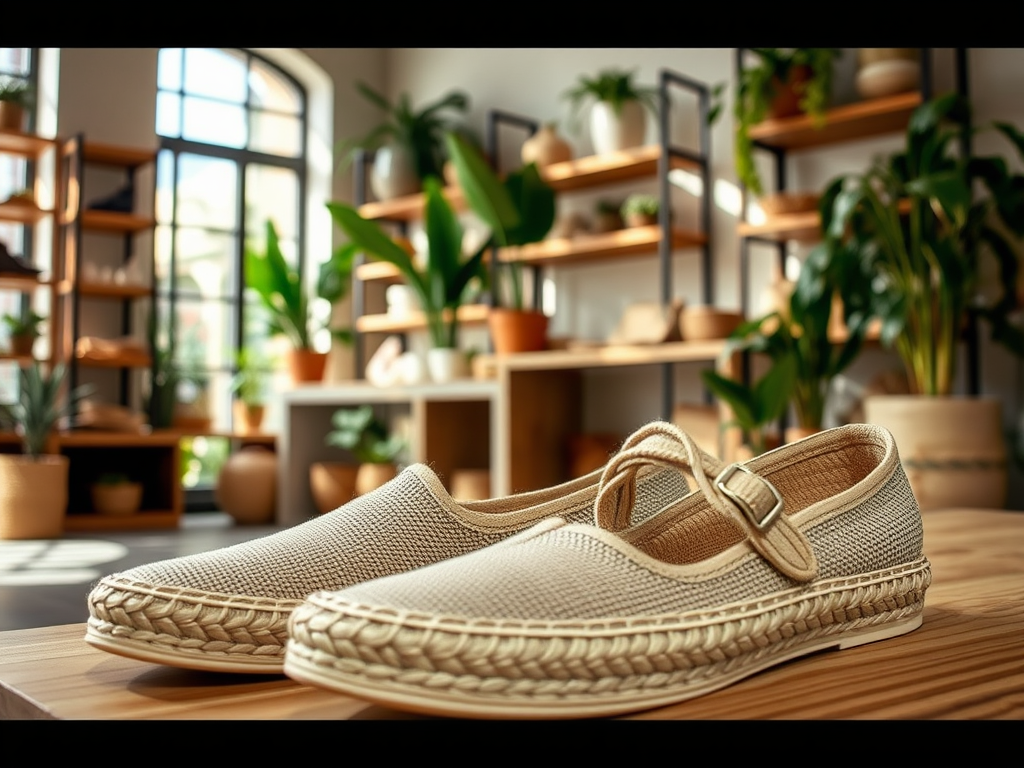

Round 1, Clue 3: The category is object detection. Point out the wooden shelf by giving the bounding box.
[75,352,152,369]
[357,186,465,222]
[738,211,823,243]
[353,145,700,223]
[539,144,700,192]
[354,260,404,283]
[498,224,706,267]
[355,304,490,334]
[71,281,152,299]
[748,91,922,152]
[482,339,729,373]
[0,129,55,158]
[0,273,46,292]
[0,353,34,366]
[82,141,158,168]
[0,201,51,225]
[78,210,157,233]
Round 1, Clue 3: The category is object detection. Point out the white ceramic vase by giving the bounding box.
[370,142,420,201]
[589,100,647,156]
[426,347,469,383]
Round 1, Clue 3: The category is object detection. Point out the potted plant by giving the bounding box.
[336,81,470,201]
[230,347,272,434]
[318,404,405,502]
[732,48,842,196]
[2,307,44,357]
[593,199,625,233]
[329,134,522,378]
[442,132,556,355]
[0,363,90,540]
[562,68,658,157]
[704,241,874,449]
[90,472,143,517]
[172,326,211,431]
[701,356,792,460]
[0,77,33,131]
[620,193,660,228]
[245,220,358,384]
[817,91,1024,510]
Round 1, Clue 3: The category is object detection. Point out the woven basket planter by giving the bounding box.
[0,454,68,540]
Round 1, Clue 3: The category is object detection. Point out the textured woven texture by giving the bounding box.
[85,429,692,672]
[284,422,931,718]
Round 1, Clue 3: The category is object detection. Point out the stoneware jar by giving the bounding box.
[521,124,573,167]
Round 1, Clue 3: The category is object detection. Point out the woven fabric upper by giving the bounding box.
[106,461,691,601]
[327,426,924,621]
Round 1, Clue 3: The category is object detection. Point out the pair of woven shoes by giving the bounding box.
[86,420,931,719]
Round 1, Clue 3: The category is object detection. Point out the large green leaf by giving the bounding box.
[244,220,307,349]
[444,132,520,244]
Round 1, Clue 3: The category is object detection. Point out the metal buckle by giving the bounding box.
[714,463,784,532]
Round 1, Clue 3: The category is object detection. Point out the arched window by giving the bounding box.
[155,47,308,489]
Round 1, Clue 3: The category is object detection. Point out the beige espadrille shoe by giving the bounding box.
[284,422,931,719]
[84,422,691,674]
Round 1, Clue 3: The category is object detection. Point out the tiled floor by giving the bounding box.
[0,512,287,633]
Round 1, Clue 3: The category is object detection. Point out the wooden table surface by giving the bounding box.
[1,508,1021,720]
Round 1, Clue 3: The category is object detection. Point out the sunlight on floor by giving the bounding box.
[0,540,129,586]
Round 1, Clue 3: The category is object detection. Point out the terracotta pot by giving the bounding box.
[624,212,658,228]
[355,462,398,497]
[589,99,646,155]
[488,309,548,355]
[0,454,68,540]
[864,395,1007,512]
[0,102,26,131]
[768,65,812,119]
[287,349,327,384]
[679,306,744,341]
[91,482,143,516]
[521,124,573,167]
[215,446,277,524]
[8,333,36,357]
[309,462,358,514]
[233,401,266,435]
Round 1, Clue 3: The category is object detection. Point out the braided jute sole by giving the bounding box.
[84,577,304,674]
[284,557,931,719]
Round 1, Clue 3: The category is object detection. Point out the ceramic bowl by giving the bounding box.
[856,59,921,100]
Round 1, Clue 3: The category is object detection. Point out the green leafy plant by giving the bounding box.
[733,48,842,196]
[229,347,272,407]
[443,132,555,311]
[0,78,33,108]
[2,307,44,339]
[244,220,358,351]
[705,243,873,438]
[701,358,794,458]
[145,310,180,430]
[620,193,660,219]
[325,405,404,465]
[562,68,658,133]
[0,363,91,458]
[818,91,1024,396]
[335,81,470,183]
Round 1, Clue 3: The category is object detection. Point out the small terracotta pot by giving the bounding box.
[488,309,548,355]
[8,333,36,357]
[624,212,658,228]
[233,401,266,435]
[91,482,143,516]
[309,462,359,514]
[521,124,573,167]
[0,102,26,131]
[768,65,812,119]
[355,462,398,497]
[287,349,327,384]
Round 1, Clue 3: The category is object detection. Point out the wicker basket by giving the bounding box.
[758,192,820,217]
[0,454,68,540]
